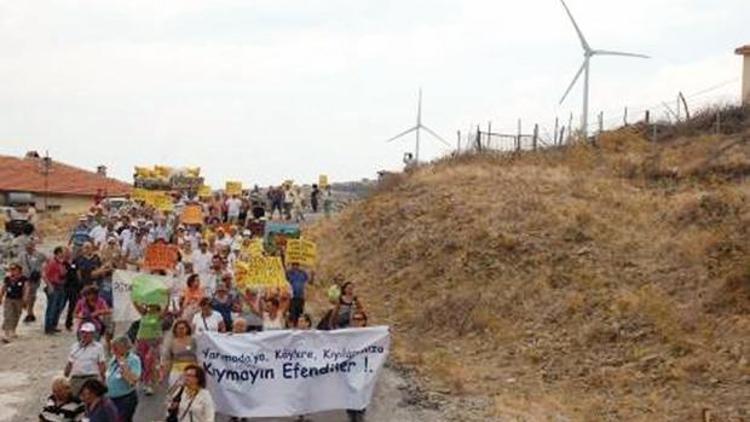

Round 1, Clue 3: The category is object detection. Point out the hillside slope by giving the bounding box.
[309,109,750,421]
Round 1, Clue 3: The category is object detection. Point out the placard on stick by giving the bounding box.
[181,204,204,225]
[285,239,317,267]
[144,243,179,271]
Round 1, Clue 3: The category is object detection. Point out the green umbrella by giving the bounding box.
[131,274,168,307]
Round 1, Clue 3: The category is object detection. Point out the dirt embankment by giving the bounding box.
[308,107,750,421]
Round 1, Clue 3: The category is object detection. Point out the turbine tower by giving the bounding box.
[558,0,649,139]
[386,88,449,163]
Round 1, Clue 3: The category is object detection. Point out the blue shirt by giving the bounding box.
[86,397,119,422]
[286,269,309,299]
[70,226,91,248]
[106,352,142,399]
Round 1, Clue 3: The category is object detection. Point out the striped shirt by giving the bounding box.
[39,395,84,422]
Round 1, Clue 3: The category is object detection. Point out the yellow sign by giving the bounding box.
[180,204,204,225]
[142,191,173,212]
[226,181,242,196]
[241,239,264,260]
[151,194,174,212]
[235,256,287,290]
[318,175,329,188]
[285,239,317,267]
[197,185,212,198]
[132,188,149,202]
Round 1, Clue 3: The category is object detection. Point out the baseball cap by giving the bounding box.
[79,322,97,333]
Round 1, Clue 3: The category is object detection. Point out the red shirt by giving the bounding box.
[44,258,67,286]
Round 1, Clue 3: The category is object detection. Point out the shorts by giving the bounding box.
[27,280,41,302]
[2,298,23,331]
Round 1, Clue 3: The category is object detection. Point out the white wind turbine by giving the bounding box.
[386,88,450,163]
[558,0,649,139]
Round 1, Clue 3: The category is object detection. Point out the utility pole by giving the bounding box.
[42,150,51,212]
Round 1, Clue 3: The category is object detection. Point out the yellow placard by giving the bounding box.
[318,174,328,188]
[197,185,212,198]
[180,204,204,225]
[143,191,173,212]
[235,256,288,290]
[132,188,149,202]
[285,239,317,267]
[226,181,242,196]
[241,239,264,260]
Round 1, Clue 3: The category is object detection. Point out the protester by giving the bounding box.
[226,195,242,224]
[106,336,141,422]
[166,364,215,422]
[19,240,46,323]
[310,184,320,213]
[331,282,364,329]
[79,379,120,422]
[191,297,226,334]
[323,185,334,217]
[68,217,91,255]
[64,322,106,396]
[292,187,305,222]
[162,319,198,388]
[231,317,247,334]
[179,274,204,321]
[1,261,29,343]
[74,242,104,289]
[285,262,312,323]
[43,246,68,334]
[345,310,369,422]
[74,286,111,340]
[260,291,289,331]
[39,376,85,422]
[133,303,166,395]
[63,250,82,332]
[237,289,263,332]
[210,282,234,331]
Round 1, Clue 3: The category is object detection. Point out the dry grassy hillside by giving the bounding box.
[309,106,750,421]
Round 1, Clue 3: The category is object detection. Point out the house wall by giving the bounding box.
[34,194,94,214]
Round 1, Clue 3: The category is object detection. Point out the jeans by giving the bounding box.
[111,390,138,422]
[44,286,66,332]
[65,285,81,329]
[100,279,113,308]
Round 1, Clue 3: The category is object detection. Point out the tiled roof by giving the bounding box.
[0,154,132,197]
[736,45,750,55]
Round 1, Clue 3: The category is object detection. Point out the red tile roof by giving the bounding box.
[0,154,132,197]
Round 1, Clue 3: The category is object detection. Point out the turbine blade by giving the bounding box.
[559,60,587,105]
[385,126,418,143]
[591,49,650,59]
[421,125,451,147]
[559,0,590,52]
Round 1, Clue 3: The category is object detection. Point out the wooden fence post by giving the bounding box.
[623,107,628,126]
[716,110,721,135]
[532,124,539,150]
[553,117,559,146]
[559,126,566,146]
[516,119,522,152]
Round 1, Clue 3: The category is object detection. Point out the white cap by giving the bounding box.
[79,322,97,333]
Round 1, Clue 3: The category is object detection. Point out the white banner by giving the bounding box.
[112,270,175,322]
[196,327,390,418]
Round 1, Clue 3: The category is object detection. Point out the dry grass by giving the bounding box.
[307,118,750,421]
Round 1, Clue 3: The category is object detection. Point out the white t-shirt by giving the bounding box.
[263,312,285,331]
[89,225,108,248]
[192,311,224,334]
[191,250,212,275]
[68,341,106,376]
[226,198,242,217]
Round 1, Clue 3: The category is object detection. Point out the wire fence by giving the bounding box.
[462,77,743,154]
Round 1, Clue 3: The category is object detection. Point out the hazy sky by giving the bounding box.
[0,0,747,187]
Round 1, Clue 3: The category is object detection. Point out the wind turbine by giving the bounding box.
[558,0,649,139]
[386,88,450,163]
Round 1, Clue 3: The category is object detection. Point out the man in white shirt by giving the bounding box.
[225,195,242,224]
[191,241,213,276]
[89,221,108,249]
[64,323,106,396]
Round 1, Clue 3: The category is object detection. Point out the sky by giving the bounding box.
[0,0,748,187]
